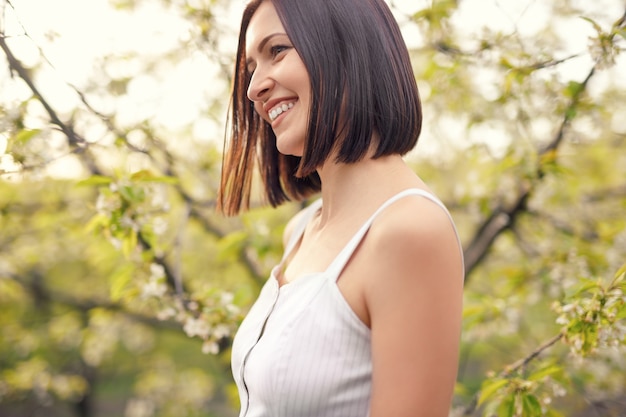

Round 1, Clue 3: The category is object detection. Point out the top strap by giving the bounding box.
[282,199,323,261]
[324,188,461,280]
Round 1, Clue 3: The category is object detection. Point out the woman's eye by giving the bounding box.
[270,45,289,58]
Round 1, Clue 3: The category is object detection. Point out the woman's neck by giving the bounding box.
[314,153,415,228]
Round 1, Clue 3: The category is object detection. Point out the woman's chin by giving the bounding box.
[276,142,304,158]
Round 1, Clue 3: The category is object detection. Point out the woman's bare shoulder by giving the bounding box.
[366,192,464,283]
[373,192,456,240]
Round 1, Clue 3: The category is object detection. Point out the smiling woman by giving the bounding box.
[219,0,424,213]
[218,1,464,417]
[244,5,312,157]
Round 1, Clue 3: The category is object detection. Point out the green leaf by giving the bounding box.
[145,176,178,184]
[139,227,157,252]
[580,16,603,34]
[109,264,135,301]
[565,81,584,98]
[454,382,469,396]
[122,229,138,258]
[84,213,110,233]
[130,170,154,181]
[130,170,178,184]
[412,0,456,23]
[119,185,145,203]
[77,175,114,187]
[496,394,516,417]
[528,364,562,382]
[500,57,513,69]
[613,263,626,282]
[462,304,485,319]
[12,129,41,146]
[522,394,542,416]
[478,378,509,405]
[569,278,600,297]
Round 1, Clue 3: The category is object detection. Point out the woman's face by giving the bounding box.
[245,1,311,157]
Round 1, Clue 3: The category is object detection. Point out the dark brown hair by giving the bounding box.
[217,0,421,215]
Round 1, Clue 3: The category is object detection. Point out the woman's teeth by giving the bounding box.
[269,102,294,121]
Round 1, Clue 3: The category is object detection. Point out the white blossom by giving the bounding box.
[125,398,155,417]
[183,317,210,338]
[202,340,219,355]
[149,263,165,280]
[156,307,177,321]
[220,291,234,305]
[213,324,231,340]
[141,280,167,298]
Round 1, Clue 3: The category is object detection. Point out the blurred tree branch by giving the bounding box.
[12,269,182,333]
[0,32,265,290]
[0,35,103,175]
[463,65,596,279]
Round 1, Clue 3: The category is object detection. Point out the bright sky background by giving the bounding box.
[1,0,625,173]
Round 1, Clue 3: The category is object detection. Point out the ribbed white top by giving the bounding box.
[231,189,460,417]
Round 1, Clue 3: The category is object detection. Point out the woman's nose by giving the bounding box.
[247,69,274,102]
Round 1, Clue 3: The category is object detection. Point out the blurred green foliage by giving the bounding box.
[1,0,625,416]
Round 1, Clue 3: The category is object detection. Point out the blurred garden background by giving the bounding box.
[0,0,625,416]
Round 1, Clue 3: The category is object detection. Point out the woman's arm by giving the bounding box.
[365,198,464,417]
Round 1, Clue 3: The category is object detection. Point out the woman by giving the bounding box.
[217,0,464,416]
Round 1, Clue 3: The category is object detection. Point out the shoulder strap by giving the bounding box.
[325,188,463,280]
[282,199,323,261]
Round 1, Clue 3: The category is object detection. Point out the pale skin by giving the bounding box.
[245,2,464,416]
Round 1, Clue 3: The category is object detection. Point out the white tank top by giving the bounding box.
[230,189,461,417]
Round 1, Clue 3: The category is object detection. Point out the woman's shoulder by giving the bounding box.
[376,189,452,233]
[366,190,463,275]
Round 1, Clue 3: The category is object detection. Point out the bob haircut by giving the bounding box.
[217,0,421,215]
